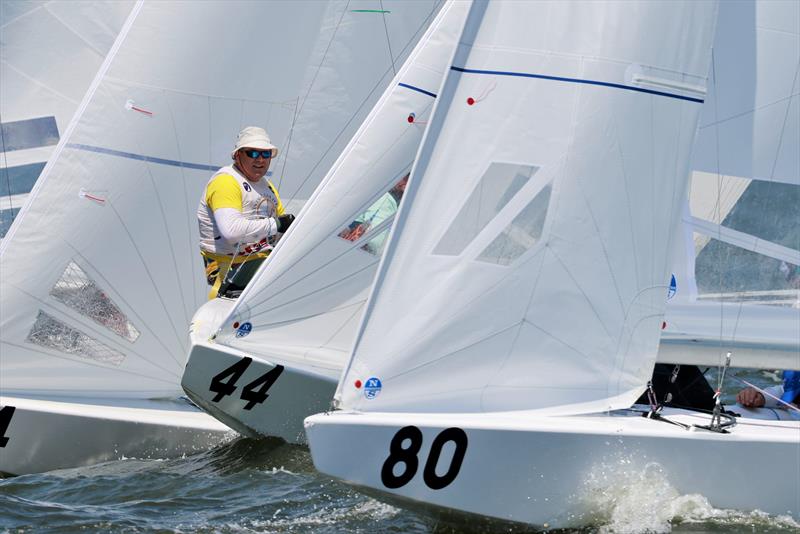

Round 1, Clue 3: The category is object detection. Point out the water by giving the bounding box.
[2,368,798,533]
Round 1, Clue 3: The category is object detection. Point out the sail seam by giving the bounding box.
[397,83,437,98]
[65,143,218,171]
[450,66,705,103]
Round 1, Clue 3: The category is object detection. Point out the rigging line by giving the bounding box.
[277,96,300,193]
[0,113,13,214]
[649,92,656,313]
[768,62,799,183]
[66,244,187,371]
[285,7,441,200]
[6,282,182,379]
[709,48,726,364]
[295,0,350,121]
[699,93,799,130]
[1,339,181,385]
[380,0,396,77]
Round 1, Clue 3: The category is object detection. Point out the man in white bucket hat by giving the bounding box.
[197,126,295,299]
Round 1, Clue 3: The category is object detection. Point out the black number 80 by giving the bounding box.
[380,426,468,490]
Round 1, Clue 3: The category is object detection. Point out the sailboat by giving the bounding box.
[660,0,800,370]
[0,0,440,475]
[181,0,466,441]
[182,0,799,443]
[305,0,799,529]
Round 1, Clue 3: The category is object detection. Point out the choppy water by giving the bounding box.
[2,368,798,533]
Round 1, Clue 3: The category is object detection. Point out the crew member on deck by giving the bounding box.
[197,126,295,299]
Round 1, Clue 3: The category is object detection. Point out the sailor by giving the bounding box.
[197,126,295,299]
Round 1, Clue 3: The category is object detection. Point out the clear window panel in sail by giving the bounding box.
[434,163,537,256]
[338,173,409,242]
[50,261,141,342]
[477,183,551,266]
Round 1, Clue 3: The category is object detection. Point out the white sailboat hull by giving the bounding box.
[306,408,800,529]
[181,341,337,442]
[0,395,233,476]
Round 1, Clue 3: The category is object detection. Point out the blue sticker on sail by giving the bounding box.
[364,377,382,400]
[235,322,252,338]
[667,274,677,300]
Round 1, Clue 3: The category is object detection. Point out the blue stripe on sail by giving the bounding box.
[450,66,705,104]
[66,143,220,171]
[398,83,437,99]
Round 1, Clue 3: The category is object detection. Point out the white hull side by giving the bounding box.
[181,341,337,443]
[0,396,233,476]
[306,409,800,529]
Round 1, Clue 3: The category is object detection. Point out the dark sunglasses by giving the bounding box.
[243,149,273,159]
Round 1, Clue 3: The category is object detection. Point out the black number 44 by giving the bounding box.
[209,357,284,410]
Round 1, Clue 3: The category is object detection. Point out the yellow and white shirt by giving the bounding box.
[197,165,284,258]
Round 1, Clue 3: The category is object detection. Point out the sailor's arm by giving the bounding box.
[214,207,277,243]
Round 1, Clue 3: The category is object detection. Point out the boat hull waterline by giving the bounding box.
[0,396,233,476]
[305,409,800,529]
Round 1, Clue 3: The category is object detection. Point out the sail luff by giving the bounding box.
[333,0,483,405]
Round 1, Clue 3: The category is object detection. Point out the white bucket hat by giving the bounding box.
[232,126,278,159]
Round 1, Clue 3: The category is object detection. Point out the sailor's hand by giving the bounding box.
[736,387,765,407]
[277,213,295,233]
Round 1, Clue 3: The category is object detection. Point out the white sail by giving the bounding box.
[334,0,717,415]
[207,1,467,373]
[0,1,135,236]
[0,0,440,400]
[306,4,766,529]
[662,0,800,369]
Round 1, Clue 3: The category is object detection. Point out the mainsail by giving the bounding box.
[0,0,440,399]
[0,0,135,236]
[333,0,718,415]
